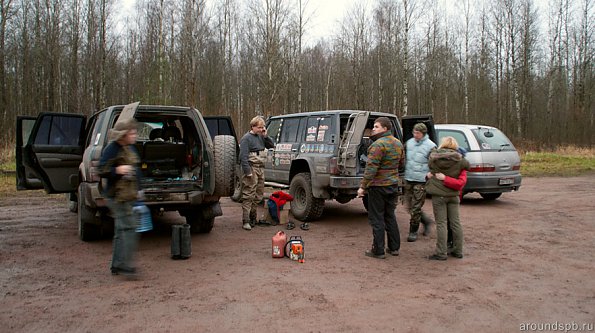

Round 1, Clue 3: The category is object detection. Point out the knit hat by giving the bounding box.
[109,118,138,141]
[413,123,427,134]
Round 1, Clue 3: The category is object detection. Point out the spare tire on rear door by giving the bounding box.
[213,135,237,197]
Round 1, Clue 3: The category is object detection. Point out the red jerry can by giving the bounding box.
[272,231,287,258]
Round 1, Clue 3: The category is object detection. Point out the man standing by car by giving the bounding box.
[404,123,436,242]
[239,116,274,230]
[357,117,404,259]
[99,119,142,277]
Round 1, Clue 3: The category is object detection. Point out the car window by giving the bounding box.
[472,128,516,151]
[205,118,234,139]
[34,115,84,146]
[280,117,300,143]
[305,116,333,143]
[267,119,282,144]
[21,119,35,146]
[436,129,471,151]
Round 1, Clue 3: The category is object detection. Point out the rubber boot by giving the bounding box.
[171,225,181,259]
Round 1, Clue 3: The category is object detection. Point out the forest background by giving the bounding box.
[0,0,593,148]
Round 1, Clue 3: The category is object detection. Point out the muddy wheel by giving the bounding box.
[184,211,214,234]
[78,185,99,241]
[289,172,324,221]
[213,135,237,197]
[480,193,502,200]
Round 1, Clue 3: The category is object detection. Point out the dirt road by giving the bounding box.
[1,176,594,332]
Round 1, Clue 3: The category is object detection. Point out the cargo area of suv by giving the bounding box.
[16,103,237,240]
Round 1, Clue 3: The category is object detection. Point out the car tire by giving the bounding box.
[230,164,243,202]
[78,185,99,241]
[289,172,324,221]
[213,135,237,197]
[480,193,502,200]
[184,211,215,234]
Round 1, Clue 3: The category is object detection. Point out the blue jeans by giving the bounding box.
[367,186,400,254]
[107,200,139,270]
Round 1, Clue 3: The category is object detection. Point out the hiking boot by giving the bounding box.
[422,220,434,236]
[364,250,386,259]
[407,232,418,242]
[111,267,138,279]
[386,249,400,256]
[242,222,252,230]
[449,252,463,259]
[428,254,447,261]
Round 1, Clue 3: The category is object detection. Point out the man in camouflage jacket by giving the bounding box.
[357,117,404,259]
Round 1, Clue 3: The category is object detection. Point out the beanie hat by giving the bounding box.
[413,123,427,134]
[109,118,138,141]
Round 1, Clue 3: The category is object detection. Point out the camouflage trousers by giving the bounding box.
[402,181,430,232]
[241,159,265,222]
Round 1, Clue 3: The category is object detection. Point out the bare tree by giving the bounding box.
[338,2,371,110]
[0,0,14,127]
[247,0,290,116]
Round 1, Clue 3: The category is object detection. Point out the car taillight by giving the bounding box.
[329,157,339,175]
[89,160,100,182]
[468,163,496,172]
[512,163,521,171]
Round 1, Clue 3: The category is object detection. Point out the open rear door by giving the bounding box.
[16,116,42,190]
[401,115,437,144]
[18,112,86,193]
[338,111,369,176]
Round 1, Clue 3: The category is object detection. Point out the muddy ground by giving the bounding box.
[1,176,594,333]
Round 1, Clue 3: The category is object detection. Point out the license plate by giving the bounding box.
[499,177,514,185]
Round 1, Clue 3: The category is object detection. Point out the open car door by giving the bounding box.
[401,115,436,144]
[16,112,86,193]
[338,111,370,176]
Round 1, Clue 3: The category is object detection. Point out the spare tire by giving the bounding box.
[213,135,237,197]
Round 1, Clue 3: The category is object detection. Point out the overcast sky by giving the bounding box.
[116,0,549,46]
[117,0,367,45]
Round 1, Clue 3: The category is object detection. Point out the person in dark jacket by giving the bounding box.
[357,117,404,259]
[239,116,274,230]
[99,118,142,277]
[425,136,469,260]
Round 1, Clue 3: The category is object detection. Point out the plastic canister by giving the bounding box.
[272,231,287,258]
[134,203,153,233]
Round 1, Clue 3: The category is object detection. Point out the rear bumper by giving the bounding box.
[83,182,218,210]
[464,173,522,194]
[329,176,362,189]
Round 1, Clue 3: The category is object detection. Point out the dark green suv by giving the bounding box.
[16,103,237,240]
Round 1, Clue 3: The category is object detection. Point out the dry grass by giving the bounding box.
[519,145,595,177]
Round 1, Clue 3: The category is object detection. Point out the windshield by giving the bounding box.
[472,128,516,151]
